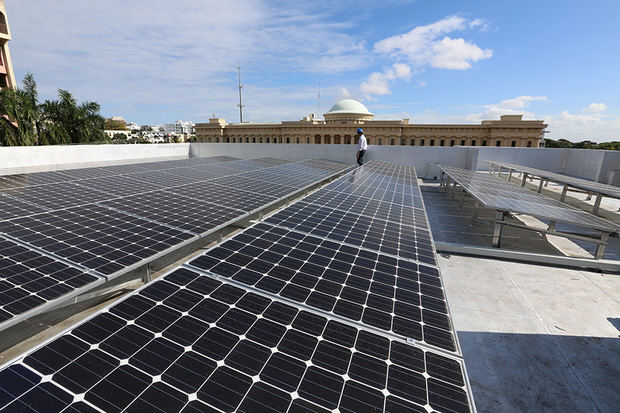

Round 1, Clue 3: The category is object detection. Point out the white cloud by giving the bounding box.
[582,102,609,113]
[462,95,548,122]
[378,97,619,142]
[430,37,492,69]
[544,108,619,141]
[373,15,492,70]
[360,63,412,96]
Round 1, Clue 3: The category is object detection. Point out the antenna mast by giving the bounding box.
[237,67,244,122]
[317,80,320,118]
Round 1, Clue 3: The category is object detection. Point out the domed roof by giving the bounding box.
[324,99,374,116]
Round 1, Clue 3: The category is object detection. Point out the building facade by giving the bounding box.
[196,99,548,148]
[164,120,195,135]
[0,0,16,89]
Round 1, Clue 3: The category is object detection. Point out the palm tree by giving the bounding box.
[41,89,106,144]
[0,73,40,146]
[0,73,107,146]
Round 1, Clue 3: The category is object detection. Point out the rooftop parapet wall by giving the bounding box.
[0,143,190,175]
[0,143,615,184]
[189,143,618,183]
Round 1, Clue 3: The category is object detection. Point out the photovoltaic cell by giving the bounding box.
[189,222,457,352]
[0,268,472,413]
[0,204,195,276]
[0,235,101,325]
[266,201,436,264]
[165,182,279,212]
[2,182,113,210]
[101,191,243,235]
[0,194,48,221]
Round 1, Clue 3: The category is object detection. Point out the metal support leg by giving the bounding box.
[440,171,445,187]
[458,189,466,210]
[497,167,502,178]
[592,194,603,215]
[537,179,544,193]
[450,183,457,199]
[444,176,451,192]
[469,202,481,227]
[560,185,568,202]
[585,192,593,201]
[508,169,513,182]
[217,229,223,243]
[521,173,528,187]
[595,233,609,259]
[492,210,505,248]
[258,210,264,221]
[144,264,152,283]
[548,221,556,231]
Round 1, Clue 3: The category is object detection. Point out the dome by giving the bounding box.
[324,99,374,116]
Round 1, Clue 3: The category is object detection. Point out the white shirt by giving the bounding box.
[357,134,368,151]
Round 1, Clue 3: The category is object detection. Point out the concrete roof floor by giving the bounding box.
[422,179,619,412]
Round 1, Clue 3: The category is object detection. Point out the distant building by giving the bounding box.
[126,122,140,130]
[196,99,548,148]
[104,130,131,139]
[0,0,16,89]
[164,120,195,135]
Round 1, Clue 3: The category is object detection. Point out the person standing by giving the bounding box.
[356,128,367,166]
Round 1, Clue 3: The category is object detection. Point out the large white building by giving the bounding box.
[164,120,195,136]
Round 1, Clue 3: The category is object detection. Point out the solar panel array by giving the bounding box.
[486,160,620,199]
[439,165,620,233]
[0,156,349,331]
[0,160,474,412]
[0,266,472,413]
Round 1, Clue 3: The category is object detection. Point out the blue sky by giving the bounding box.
[7,0,620,141]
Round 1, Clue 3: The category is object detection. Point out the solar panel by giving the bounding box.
[101,191,243,236]
[214,175,299,198]
[265,201,435,264]
[0,194,48,221]
[188,222,457,352]
[0,235,102,328]
[300,189,430,230]
[0,267,473,413]
[440,166,620,233]
[487,160,620,199]
[72,175,165,197]
[165,182,279,212]
[0,205,196,277]
[1,170,72,188]
[2,182,114,210]
[0,156,241,189]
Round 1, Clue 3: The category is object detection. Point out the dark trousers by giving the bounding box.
[357,150,366,166]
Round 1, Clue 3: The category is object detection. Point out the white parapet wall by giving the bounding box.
[0,142,616,184]
[0,143,190,175]
[189,143,618,182]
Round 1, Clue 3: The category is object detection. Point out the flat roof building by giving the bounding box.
[196,99,548,148]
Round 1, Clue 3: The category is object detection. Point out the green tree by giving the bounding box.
[40,89,106,144]
[0,73,107,146]
[596,141,620,150]
[105,118,127,130]
[0,73,41,146]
